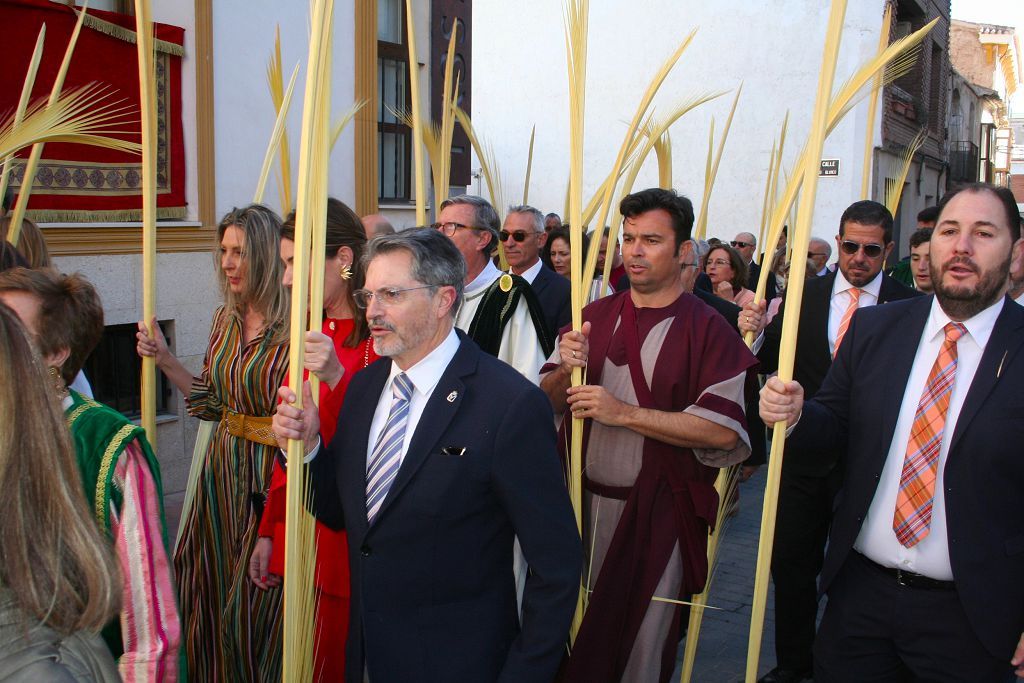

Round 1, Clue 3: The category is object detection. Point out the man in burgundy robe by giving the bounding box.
[542,188,758,682]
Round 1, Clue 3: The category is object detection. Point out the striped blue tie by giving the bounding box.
[366,372,414,523]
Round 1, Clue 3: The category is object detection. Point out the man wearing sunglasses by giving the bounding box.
[762,182,1024,682]
[739,200,920,683]
[433,195,553,383]
[733,231,778,302]
[502,205,571,340]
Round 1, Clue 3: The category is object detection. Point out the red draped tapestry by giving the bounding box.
[0,0,186,221]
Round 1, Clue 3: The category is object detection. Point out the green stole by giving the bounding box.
[466,272,555,359]
[65,389,168,660]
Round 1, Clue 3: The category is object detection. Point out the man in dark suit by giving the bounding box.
[502,205,571,338]
[739,201,921,683]
[760,183,1024,681]
[734,231,777,302]
[273,228,581,683]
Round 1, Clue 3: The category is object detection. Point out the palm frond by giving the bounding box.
[0,25,45,230]
[861,5,894,199]
[255,60,300,205]
[9,2,89,244]
[694,84,742,240]
[523,124,536,204]
[884,129,925,216]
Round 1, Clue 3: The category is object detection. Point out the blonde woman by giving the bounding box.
[0,303,121,682]
[137,204,291,681]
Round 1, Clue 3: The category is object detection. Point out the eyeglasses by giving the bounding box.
[499,229,540,243]
[431,222,481,237]
[706,259,732,268]
[808,251,828,258]
[353,285,435,309]
[730,240,753,249]
[839,240,883,258]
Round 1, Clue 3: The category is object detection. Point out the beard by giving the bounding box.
[930,253,1010,320]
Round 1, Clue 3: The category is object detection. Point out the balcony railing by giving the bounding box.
[949,141,979,183]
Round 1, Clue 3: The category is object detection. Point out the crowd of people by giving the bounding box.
[0,180,1022,683]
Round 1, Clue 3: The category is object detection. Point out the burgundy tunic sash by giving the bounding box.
[561,291,757,683]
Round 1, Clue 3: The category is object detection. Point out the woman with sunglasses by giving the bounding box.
[704,244,755,307]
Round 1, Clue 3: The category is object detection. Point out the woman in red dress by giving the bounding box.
[248,198,377,680]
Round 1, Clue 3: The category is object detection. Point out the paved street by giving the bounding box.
[164,466,787,682]
[671,467,779,682]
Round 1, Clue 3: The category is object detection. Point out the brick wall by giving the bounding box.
[882,0,952,164]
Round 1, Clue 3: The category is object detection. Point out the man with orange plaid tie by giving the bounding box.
[739,200,920,683]
[760,183,1024,681]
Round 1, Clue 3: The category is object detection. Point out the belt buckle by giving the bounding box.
[895,568,909,587]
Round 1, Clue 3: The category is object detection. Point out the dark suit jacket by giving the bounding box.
[789,296,1024,660]
[530,264,571,339]
[747,260,777,302]
[758,271,921,476]
[309,332,581,683]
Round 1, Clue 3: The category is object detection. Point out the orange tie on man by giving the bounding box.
[833,287,861,357]
[892,322,966,546]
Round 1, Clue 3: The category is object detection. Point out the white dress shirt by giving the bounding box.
[827,269,883,356]
[464,259,502,296]
[519,258,543,285]
[1014,292,1024,307]
[854,296,1004,579]
[366,328,461,471]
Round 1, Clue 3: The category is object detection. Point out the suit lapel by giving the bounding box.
[532,267,550,297]
[948,300,1024,456]
[346,361,390,538]
[805,273,835,364]
[370,337,477,524]
[877,297,932,455]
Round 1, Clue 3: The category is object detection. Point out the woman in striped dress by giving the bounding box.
[137,204,290,681]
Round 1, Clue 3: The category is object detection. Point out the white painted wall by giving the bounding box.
[210,0,357,219]
[472,1,888,247]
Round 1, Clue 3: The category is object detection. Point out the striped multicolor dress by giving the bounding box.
[175,305,289,682]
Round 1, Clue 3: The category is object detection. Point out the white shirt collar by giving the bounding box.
[385,327,460,398]
[465,259,501,295]
[62,394,73,411]
[926,295,1003,350]
[1014,292,1024,307]
[519,258,543,285]
[832,267,884,300]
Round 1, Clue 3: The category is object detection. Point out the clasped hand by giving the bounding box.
[272,382,321,456]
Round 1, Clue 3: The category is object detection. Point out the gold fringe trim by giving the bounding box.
[79,12,185,57]
[95,423,138,524]
[26,206,187,223]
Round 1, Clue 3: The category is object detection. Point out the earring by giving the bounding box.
[49,366,69,400]
[338,263,352,281]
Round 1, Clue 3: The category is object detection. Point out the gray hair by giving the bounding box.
[686,239,701,269]
[439,194,500,252]
[809,237,832,258]
[505,205,544,234]
[363,227,466,317]
[693,238,712,265]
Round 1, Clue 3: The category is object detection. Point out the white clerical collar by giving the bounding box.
[385,327,460,398]
[832,267,883,300]
[926,295,1003,350]
[465,259,501,296]
[519,259,543,284]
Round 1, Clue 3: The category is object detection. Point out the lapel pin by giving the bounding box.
[997,350,1007,379]
[447,390,458,403]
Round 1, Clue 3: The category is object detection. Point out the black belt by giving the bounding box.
[855,552,956,590]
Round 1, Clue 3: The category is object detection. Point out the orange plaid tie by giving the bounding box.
[892,322,967,547]
[833,287,861,358]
